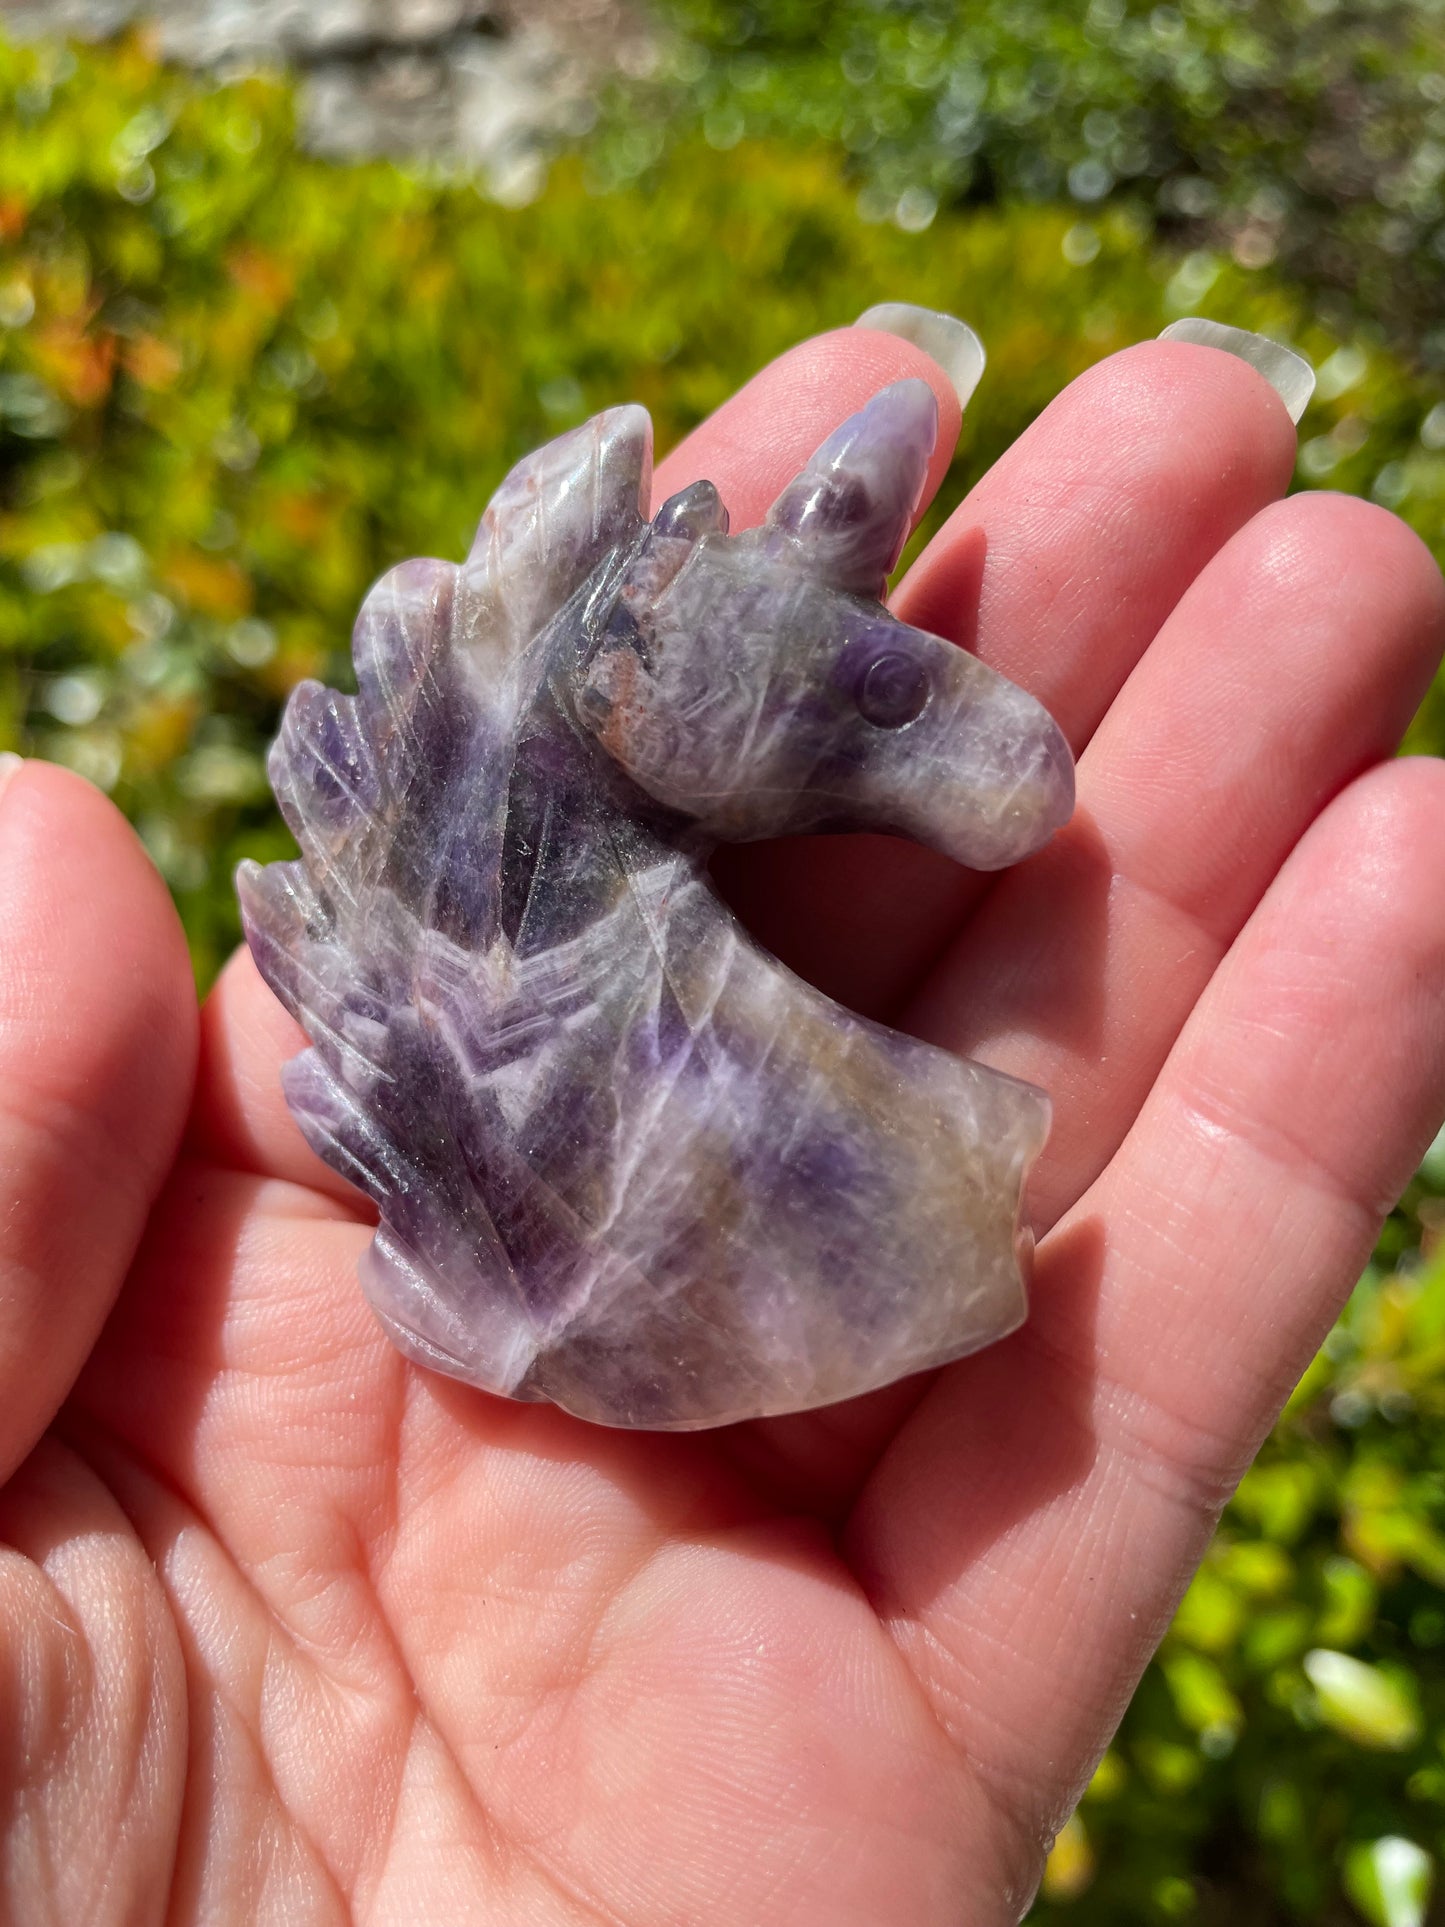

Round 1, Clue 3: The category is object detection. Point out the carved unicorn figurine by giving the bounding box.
[239,380,1074,1429]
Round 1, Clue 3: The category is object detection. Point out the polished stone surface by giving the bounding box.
[240,382,1074,1427]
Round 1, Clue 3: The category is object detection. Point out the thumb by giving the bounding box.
[0,758,197,1482]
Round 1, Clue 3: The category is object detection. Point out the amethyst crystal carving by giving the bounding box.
[239,380,1074,1429]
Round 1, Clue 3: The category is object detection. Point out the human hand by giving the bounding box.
[3,322,1443,1923]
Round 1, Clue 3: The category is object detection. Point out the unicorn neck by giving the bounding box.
[496,677,691,959]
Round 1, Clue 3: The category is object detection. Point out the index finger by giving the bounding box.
[719,338,1301,1020]
[651,324,964,523]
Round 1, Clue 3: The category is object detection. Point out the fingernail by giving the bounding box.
[0,753,21,807]
[1158,317,1316,424]
[854,302,987,407]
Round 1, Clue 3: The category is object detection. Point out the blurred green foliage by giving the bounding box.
[612,0,1445,362]
[2,25,1445,1925]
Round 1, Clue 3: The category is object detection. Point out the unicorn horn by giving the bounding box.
[764,379,939,598]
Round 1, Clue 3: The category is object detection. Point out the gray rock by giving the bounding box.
[0,0,646,184]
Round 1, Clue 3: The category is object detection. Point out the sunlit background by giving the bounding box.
[1,4,1444,1920]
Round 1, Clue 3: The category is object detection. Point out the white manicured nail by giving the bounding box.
[1159,317,1315,424]
[855,303,987,407]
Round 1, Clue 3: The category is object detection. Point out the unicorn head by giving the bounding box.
[573,379,1073,870]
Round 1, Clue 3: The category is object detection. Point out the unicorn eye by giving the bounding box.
[856,650,930,728]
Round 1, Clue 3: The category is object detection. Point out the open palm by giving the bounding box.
[4,326,1444,1924]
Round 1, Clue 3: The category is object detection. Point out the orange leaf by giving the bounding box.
[36,322,117,408]
[161,551,254,618]
[122,333,184,390]
[272,490,331,543]
[226,245,294,312]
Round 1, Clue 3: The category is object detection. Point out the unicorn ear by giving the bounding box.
[457,405,653,677]
[651,478,729,541]
[764,379,938,597]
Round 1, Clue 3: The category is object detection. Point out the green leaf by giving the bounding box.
[1343,1837,1433,1927]
[1303,1650,1421,1751]
[1162,1650,1242,1743]
[1317,1558,1378,1649]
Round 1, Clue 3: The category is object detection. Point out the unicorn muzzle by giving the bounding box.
[859,638,1076,872]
